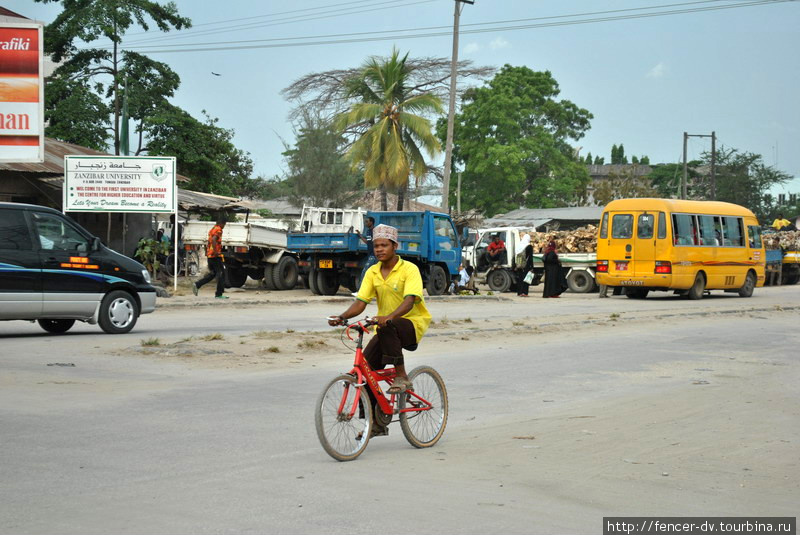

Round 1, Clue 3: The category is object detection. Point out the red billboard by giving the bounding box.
[0,23,44,162]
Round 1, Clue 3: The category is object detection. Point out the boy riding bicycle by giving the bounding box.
[328,224,432,400]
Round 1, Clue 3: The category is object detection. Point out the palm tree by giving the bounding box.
[336,49,443,210]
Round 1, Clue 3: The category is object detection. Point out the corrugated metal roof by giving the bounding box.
[0,7,28,19]
[487,206,604,229]
[0,137,190,182]
[178,188,239,211]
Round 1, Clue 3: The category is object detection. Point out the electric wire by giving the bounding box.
[99,0,794,54]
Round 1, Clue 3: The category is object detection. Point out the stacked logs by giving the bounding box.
[764,231,800,251]
[525,225,598,253]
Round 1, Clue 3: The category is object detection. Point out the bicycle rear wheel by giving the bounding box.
[315,374,372,461]
[398,366,448,448]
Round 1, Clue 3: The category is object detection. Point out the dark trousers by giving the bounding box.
[196,256,226,297]
[363,317,417,369]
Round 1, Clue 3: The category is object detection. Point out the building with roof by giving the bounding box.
[486,206,604,231]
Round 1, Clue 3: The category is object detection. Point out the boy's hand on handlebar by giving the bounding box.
[327,316,344,326]
[373,315,392,327]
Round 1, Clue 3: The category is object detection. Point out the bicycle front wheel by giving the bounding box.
[315,374,372,462]
[399,366,448,448]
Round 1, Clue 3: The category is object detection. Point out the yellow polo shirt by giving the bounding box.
[772,218,791,230]
[357,257,432,342]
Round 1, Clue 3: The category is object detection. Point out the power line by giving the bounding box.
[108,0,794,54]
[112,0,436,47]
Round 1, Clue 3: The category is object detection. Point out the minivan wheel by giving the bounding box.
[738,271,756,297]
[38,319,75,334]
[687,273,706,300]
[99,290,139,334]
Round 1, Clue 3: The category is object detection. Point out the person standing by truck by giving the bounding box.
[542,240,565,298]
[192,218,228,299]
[354,216,376,296]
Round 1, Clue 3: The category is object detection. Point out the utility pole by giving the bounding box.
[682,131,717,200]
[442,0,473,213]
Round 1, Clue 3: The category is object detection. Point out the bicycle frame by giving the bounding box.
[340,320,435,420]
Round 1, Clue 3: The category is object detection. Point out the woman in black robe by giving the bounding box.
[542,240,564,298]
[516,243,533,297]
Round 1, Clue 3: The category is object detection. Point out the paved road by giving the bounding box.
[1,287,798,534]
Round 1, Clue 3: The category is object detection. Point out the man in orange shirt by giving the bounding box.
[192,218,228,299]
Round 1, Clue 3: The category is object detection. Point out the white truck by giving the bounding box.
[469,227,598,293]
[183,221,299,290]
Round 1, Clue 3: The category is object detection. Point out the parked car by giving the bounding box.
[0,202,157,334]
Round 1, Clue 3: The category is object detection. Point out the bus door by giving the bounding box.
[633,212,657,276]
[609,212,635,274]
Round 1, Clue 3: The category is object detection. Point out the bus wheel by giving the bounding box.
[688,273,706,300]
[738,271,756,297]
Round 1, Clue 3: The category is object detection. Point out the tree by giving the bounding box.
[610,143,628,164]
[440,65,592,216]
[282,113,363,208]
[646,163,698,198]
[584,152,593,165]
[142,104,258,197]
[699,147,791,221]
[44,75,110,150]
[37,0,190,154]
[335,49,443,211]
[594,155,605,165]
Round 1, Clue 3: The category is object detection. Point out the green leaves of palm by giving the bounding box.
[336,50,442,189]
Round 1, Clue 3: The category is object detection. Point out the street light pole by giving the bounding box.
[442,0,473,213]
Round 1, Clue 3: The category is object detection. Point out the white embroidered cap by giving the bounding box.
[372,224,399,245]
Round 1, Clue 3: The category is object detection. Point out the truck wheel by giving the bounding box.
[487,269,512,293]
[38,319,75,334]
[226,266,248,288]
[261,264,277,290]
[272,256,298,290]
[566,270,596,293]
[308,268,322,295]
[738,271,756,297]
[316,270,340,296]
[248,266,265,281]
[98,290,138,334]
[426,265,448,296]
[782,267,799,285]
[687,272,705,300]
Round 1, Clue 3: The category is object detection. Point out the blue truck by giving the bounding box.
[287,210,462,296]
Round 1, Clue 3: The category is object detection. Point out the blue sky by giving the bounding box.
[10,0,800,196]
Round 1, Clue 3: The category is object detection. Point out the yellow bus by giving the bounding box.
[595,198,765,299]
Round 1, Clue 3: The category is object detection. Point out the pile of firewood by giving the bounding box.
[764,231,800,251]
[525,225,598,253]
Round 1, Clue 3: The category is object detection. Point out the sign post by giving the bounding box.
[64,155,179,291]
[0,22,44,163]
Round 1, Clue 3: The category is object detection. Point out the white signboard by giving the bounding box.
[0,22,44,162]
[64,156,176,213]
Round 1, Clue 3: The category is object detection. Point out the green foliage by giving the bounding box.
[646,162,700,198]
[44,75,110,150]
[699,147,791,221]
[142,105,257,197]
[282,114,363,207]
[134,238,169,275]
[440,65,592,216]
[36,0,190,154]
[594,155,605,165]
[335,49,443,202]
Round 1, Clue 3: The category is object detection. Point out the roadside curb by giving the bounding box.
[153,294,513,309]
[425,304,800,338]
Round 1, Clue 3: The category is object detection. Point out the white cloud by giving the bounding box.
[463,42,480,54]
[646,62,667,79]
[489,37,510,50]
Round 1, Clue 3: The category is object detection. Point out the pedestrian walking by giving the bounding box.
[516,235,533,297]
[542,240,565,298]
[192,218,228,299]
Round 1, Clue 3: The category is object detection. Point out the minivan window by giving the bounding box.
[611,214,633,239]
[747,225,762,249]
[657,212,667,239]
[0,210,33,250]
[672,214,696,245]
[599,213,609,239]
[637,214,654,239]
[723,217,744,246]
[32,212,89,251]
[698,215,717,246]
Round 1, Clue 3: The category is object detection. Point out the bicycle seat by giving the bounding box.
[403,343,418,352]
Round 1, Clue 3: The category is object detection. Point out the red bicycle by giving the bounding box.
[315,318,448,462]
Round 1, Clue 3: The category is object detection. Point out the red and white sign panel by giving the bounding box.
[0,23,44,162]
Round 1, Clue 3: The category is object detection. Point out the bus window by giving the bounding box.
[672,214,696,245]
[599,213,609,239]
[611,214,633,239]
[637,214,654,239]
[747,225,762,249]
[723,217,743,246]
[698,215,718,246]
[657,212,666,239]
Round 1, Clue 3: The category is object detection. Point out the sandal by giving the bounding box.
[356,425,388,441]
[387,376,414,394]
